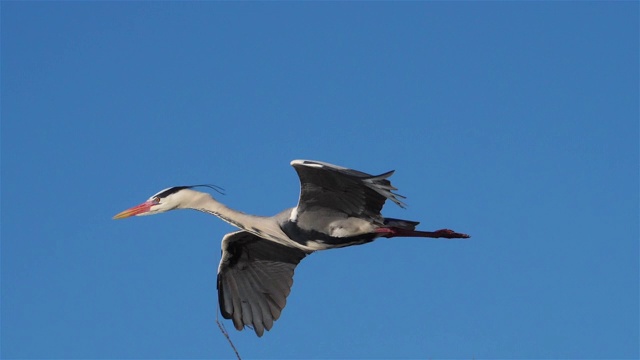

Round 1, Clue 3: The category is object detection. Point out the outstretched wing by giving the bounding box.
[290,159,406,222]
[217,230,308,337]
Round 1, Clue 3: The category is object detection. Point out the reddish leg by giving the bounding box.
[376,227,470,239]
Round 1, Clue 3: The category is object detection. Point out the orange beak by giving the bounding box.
[113,201,154,219]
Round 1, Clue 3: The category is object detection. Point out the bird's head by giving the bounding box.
[113,185,224,219]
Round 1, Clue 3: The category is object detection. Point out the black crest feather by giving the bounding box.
[153,184,225,199]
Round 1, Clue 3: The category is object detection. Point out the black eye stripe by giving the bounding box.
[154,186,190,199]
[151,184,225,200]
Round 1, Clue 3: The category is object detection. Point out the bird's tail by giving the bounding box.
[382,217,420,230]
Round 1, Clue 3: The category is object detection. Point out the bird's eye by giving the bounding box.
[152,197,161,204]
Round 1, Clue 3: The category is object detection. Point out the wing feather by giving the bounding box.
[245,266,274,331]
[290,160,406,224]
[217,230,308,337]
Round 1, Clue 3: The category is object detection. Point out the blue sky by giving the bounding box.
[2,2,638,359]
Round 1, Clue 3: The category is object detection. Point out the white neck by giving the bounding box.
[176,189,254,227]
[176,189,289,244]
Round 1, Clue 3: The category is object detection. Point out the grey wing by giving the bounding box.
[217,230,308,337]
[290,160,406,220]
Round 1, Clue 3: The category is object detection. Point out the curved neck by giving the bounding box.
[177,189,288,242]
[177,190,258,229]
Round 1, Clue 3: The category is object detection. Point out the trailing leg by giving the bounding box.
[375,227,470,239]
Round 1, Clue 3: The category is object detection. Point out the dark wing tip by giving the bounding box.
[217,231,308,337]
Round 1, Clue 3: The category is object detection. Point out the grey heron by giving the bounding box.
[113,159,470,337]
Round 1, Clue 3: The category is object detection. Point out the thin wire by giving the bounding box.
[216,311,242,360]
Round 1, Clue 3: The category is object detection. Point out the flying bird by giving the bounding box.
[113,159,469,336]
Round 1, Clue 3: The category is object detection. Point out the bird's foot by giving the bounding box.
[434,229,470,239]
